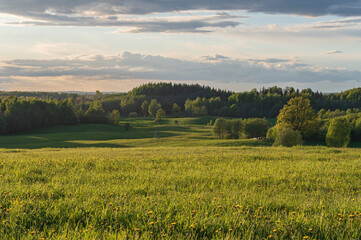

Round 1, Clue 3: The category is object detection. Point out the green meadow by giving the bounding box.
[1,117,361,239]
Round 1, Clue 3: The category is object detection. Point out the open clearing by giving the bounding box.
[0,118,361,239]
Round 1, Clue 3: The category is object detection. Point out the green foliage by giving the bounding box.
[171,103,182,117]
[326,118,351,147]
[273,127,303,147]
[0,115,7,134]
[108,110,121,125]
[84,101,107,124]
[128,112,138,118]
[185,97,208,116]
[244,118,269,138]
[266,126,277,140]
[212,118,227,139]
[141,100,149,116]
[155,109,166,122]
[148,99,161,117]
[276,97,318,139]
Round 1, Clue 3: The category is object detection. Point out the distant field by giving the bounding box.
[1,117,361,239]
[0,117,273,149]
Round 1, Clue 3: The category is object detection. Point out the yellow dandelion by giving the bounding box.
[149,222,154,225]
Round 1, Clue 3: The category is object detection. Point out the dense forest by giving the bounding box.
[2,82,361,134]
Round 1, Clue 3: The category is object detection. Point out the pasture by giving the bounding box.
[0,118,360,239]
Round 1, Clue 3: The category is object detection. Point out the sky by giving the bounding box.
[0,1,361,93]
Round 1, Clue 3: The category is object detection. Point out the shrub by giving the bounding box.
[155,109,166,122]
[266,127,277,140]
[212,118,227,139]
[124,123,131,131]
[108,110,121,125]
[225,119,243,139]
[326,118,351,147]
[273,127,303,147]
[128,112,138,118]
[244,118,269,138]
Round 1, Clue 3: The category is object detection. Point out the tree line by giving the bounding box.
[3,83,361,135]
[212,97,361,148]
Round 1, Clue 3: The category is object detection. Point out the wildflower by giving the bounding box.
[148,211,153,214]
[273,229,277,233]
[171,222,176,226]
[149,222,154,225]
[303,237,309,239]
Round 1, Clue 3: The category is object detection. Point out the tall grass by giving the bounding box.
[1,146,361,239]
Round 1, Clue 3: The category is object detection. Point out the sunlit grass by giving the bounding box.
[1,147,361,239]
[0,117,361,238]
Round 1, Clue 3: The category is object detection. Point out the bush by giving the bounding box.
[266,127,277,140]
[108,110,121,125]
[326,118,351,147]
[212,118,227,139]
[225,119,243,139]
[273,127,303,147]
[244,118,269,138]
[155,109,166,122]
[124,123,131,131]
[128,112,138,118]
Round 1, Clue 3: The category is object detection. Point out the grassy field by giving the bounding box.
[1,117,361,239]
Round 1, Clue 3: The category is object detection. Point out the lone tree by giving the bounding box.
[326,118,351,147]
[276,97,318,139]
[155,109,166,122]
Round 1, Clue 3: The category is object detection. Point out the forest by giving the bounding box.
[2,82,361,136]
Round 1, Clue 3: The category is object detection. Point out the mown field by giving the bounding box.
[0,117,361,239]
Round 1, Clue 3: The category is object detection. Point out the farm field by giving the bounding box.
[0,118,361,239]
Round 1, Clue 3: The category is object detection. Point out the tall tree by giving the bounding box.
[148,99,161,117]
[276,97,318,139]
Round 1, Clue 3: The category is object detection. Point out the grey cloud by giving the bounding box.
[312,17,361,29]
[1,52,361,85]
[1,1,361,29]
[248,58,291,64]
[7,10,242,33]
[325,50,343,55]
[200,54,230,61]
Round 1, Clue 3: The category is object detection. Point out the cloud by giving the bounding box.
[1,52,361,91]
[200,54,230,61]
[325,50,343,55]
[0,1,361,33]
[1,1,361,18]
[5,11,243,33]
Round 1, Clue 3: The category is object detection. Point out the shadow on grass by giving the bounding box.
[0,124,194,149]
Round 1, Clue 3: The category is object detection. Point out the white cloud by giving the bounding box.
[0,52,360,92]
